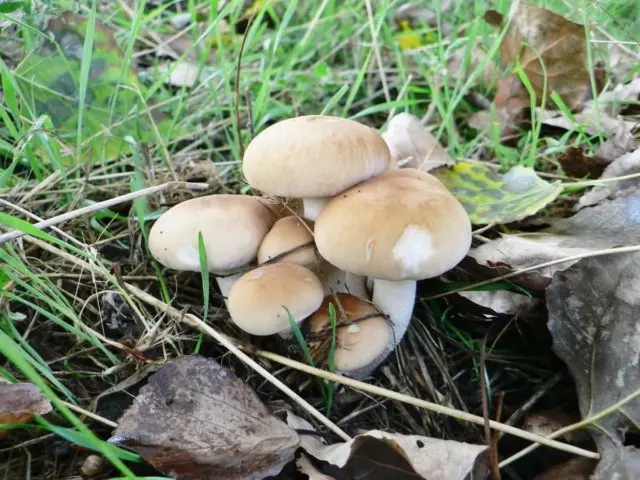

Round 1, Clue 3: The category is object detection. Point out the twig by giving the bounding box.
[499,387,640,468]
[479,336,493,457]
[252,347,599,459]
[0,181,209,245]
[61,400,117,429]
[490,392,505,480]
[426,244,640,299]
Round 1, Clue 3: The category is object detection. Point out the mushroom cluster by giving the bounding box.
[148,114,472,379]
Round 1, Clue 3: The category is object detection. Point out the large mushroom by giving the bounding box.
[227,262,324,336]
[242,115,392,221]
[314,168,472,370]
[306,293,392,379]
[148,194,277,299]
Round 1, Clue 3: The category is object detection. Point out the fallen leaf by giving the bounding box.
[469,193,640,282]
[382,113,454,171]
[288,413,488,480]
[490,3,597,110]
[432,162,563,224]
[110,355,300,480]
[533,457,596,480]
[522,410,588,444]
[157,61,206,88]
[595,125,640,164]
[557,146,609,179]
[457,289,540,316]
[0,382,53,439]
[539,77,640,136]
[577,147,640,208]
[591,445,640,480]
[547,253,640,453]
[296,454,336,480]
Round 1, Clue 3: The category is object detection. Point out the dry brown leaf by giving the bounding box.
[0,382,53,439]
[288,413,488,480]
[296,454,336,480]
[110,355,300,480]
[382,113,454,171]
[491,3,599,110]
[557,146,610,179]
[522,410,588,444]
[533,457,597,480]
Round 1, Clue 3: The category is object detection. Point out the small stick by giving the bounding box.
[0,181,209,245]
[61,400,117,429]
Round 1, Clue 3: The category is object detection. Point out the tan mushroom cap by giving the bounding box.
[242,115,392,198]
[314,168,472,281]
[148,194,276,273]
[258,216,317,266]
[308,293,391,373]
[228,263,324,336]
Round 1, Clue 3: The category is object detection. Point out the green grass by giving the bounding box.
[0,0,638,477]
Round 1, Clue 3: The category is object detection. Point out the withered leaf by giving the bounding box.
[547,253,640,452]
[0,382,53,439]
[470,193,640,284]
[494,3,597,110]
[557,146,609,179]
[110,355,300,480]
[591,445,640,480]
[288,413,488,480]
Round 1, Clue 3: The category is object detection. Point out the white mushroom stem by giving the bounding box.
[302,197,331,221]
[214,273,243,303]
[372,279,416,345]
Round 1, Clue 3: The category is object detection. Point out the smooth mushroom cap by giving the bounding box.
[314,168,472,281]
[227,263,324,336]
[148,194,277,273]
[308,293,391,375]
[258,216,317,266]
[242,115,392,198]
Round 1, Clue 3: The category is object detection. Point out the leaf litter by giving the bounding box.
[0,381,52,440]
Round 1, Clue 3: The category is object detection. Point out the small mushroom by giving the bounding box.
[242,115,392,221]
[258,216,317,267]
[307,293,391,379]
[148,194,277,299]
[227,263,324,336]
[314,168,472,370]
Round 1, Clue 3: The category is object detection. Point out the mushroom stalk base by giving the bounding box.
[302,197,331,221]
[215,273,243,304]
[345,279,416,379]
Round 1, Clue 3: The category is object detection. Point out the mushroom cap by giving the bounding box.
[242,115,391,198]
[228,263,324,336]
[314,168,472,281]
[148,194,276,274]
[308,293,391,373]
[258,216,317,266]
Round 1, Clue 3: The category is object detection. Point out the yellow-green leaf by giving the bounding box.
[432,162,563,225]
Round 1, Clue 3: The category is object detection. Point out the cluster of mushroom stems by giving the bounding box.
[149,114,472,379]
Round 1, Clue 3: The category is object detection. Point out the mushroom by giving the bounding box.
[242,115,392,221]
[227,262,324,336]
[382,112,454,171]
[306,293,392,379]
[257,216,368,298]
[148,194,277,299]
[257,216,317,267]
[314,168,472,369]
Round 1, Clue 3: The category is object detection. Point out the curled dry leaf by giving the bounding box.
[382,113,454,172]
[110,355,300,480]
[432,162,563,224]
[577,147,640,209]
[547,252,640,456]
[488,4,598,110]
[288,413,488,480]
[0,382,53,439]
[470,193,640,284]
[591,445,640,480]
